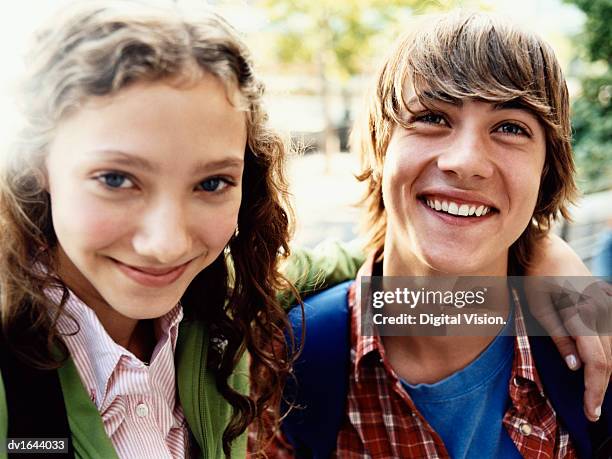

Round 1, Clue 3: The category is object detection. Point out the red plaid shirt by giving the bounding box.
[335,279,576,459]
[260,265,578,459]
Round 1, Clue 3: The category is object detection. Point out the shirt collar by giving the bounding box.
[510,289,545,393]
[50,286,183,405]
[350,254,544,393]
[350,253,388,383]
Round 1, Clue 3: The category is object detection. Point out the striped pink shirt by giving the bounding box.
[50,288,189,458]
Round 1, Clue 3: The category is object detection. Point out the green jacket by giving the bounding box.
[0,241,365,458]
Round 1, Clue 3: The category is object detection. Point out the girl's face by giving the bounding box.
[382,93,546,276]
[45,74,246,323]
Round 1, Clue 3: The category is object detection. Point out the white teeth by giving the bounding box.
[424,198,492,218]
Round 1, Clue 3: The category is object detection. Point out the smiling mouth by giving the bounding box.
[418,196,498,218]
[112,258,192,287]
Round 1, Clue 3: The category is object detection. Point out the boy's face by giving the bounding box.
[381,92,546,275]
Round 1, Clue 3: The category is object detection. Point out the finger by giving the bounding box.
[577,336,611,421]
[523,278,569,337]
[524,278,583,369]
[550,335,581,370]
[560,302,598,338]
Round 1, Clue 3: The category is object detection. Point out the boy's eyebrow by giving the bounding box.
[493,100,531,111]
[405,94,462,110]
[88,150,244,174]
[402,95,539,119]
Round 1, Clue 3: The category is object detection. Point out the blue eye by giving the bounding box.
[199,177,228,192]
[97,172,132,189]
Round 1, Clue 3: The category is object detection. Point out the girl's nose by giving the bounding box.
[131,199,193,265]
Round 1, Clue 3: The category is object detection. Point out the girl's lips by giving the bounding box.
[113,259,189,287]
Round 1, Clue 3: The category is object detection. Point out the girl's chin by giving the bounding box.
[108,299,181,321]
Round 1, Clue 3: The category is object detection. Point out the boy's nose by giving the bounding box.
[436,131,495,181]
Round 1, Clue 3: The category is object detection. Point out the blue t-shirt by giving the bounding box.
[402,311,521,459]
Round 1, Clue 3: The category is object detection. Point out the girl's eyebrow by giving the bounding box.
[87,150,244,174]
[198,158,245,172]
[88,150,157,172]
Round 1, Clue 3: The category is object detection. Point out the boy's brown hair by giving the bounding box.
[353,11,577,273]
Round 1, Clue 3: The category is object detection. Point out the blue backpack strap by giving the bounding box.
[517,284,612,459]
[283,281,612,459]
[530,336,612,459]
[282,281,353,459]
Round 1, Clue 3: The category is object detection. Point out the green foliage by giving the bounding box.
[260,0,463,153]
[570,74,612,193]
[262,0,456,81]
[564,0,611,193]
[567,0,612,64]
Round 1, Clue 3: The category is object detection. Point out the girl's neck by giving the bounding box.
[56,248,156,361]
[126,320,156,363]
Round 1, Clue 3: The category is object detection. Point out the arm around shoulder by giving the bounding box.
[527,233,590,276]
[279,239,365,308]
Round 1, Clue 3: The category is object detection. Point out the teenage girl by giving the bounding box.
[0,2,298,457]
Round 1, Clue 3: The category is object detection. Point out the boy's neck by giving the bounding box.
[379,246,510,384]
[381,335,498,385]
[382,248,508,277]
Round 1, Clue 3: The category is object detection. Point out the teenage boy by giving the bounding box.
[278,12,611,459]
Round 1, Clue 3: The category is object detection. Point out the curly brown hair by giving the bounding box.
[352,11,578,274]
[0,1,296,455]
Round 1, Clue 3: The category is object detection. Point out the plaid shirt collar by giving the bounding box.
[340,255,575,459]
[350,254,545,397]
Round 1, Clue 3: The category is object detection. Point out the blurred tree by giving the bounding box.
[564,0,611,193]
[261,0,460,162]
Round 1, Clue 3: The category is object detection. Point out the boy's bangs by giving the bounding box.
[389,13,556,127]
[358,11,576,268]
